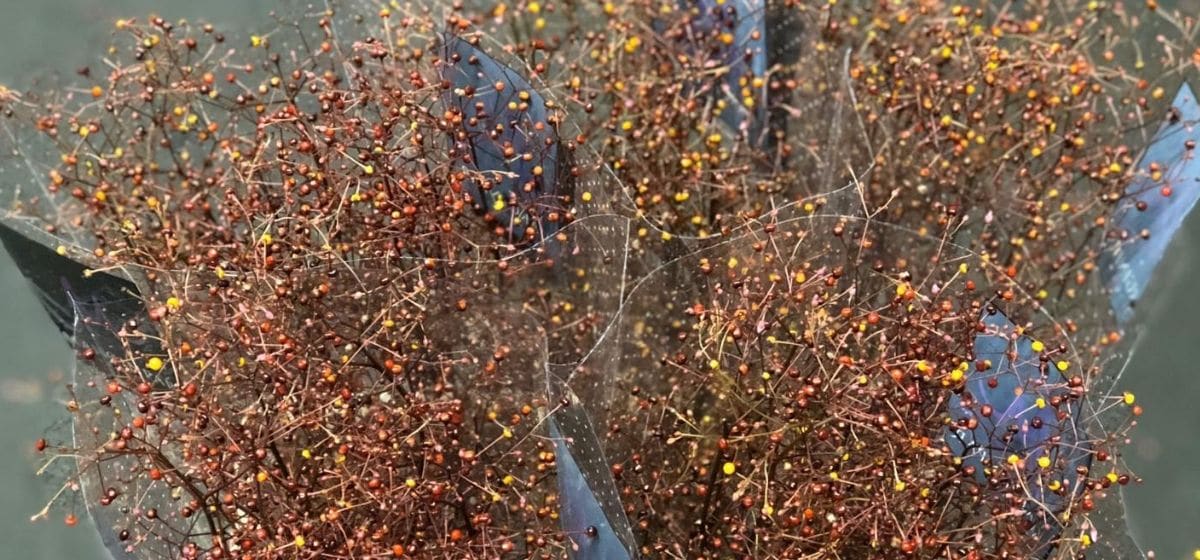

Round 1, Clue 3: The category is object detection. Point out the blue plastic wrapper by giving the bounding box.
[440,34,638,557]
[673,0,804,153]
[685,0,768,141]
[545,378,638,560]
[1100,83,1200,325]
[440,34,564,244]
[946,309,1092,555]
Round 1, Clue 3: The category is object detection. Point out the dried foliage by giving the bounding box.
[2,0,1197,558]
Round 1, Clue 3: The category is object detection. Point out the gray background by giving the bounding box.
[0,1,1196,559]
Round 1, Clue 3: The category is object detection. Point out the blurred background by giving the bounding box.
[1119,201,1200,555]
[0,1,1196,558]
